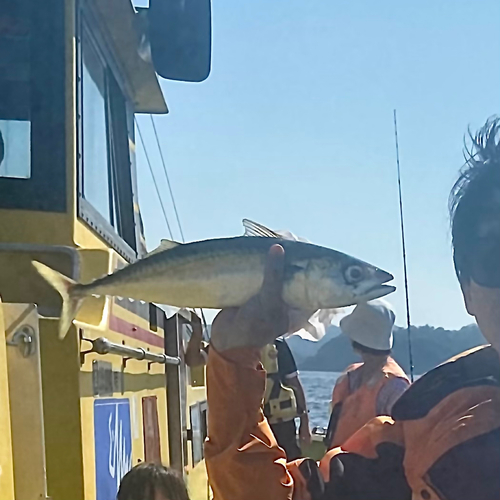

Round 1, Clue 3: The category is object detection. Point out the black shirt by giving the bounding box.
[275,338,298,381]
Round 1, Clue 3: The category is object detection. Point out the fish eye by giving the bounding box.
[344,265,364,284]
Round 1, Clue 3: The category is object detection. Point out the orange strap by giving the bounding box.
[328,359,408,448]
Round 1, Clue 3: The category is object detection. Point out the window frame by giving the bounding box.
[76,1,137,262]
[0,0,67,212]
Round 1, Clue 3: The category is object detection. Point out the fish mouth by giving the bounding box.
[375,269,394,284]
[364,284,397,299]
[356,269,396,300]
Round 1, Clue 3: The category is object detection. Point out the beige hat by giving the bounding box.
[340,299,395,351]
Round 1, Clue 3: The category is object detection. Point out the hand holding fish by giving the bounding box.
[211,244,290,352]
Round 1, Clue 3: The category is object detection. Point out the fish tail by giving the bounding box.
[32,261,84,339]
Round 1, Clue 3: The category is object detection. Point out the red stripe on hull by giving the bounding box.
[109,315,164,348]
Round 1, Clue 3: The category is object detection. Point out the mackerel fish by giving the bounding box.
[32,220,396,339]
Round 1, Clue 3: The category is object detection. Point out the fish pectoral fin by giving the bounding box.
[242,219,281,238]
[287,260,308,271]
[147,239,182,256]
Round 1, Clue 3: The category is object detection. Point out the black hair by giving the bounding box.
[450,117,500,283]
[351,341,391,356]
[117,463,190,500]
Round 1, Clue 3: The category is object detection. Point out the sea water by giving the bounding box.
[299,371,342,429]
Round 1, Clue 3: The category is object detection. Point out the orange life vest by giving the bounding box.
[317,346,500,500]
[205,340,500,500]
[326,357,409,449]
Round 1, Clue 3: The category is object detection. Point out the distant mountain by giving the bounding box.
[298,324,486,375]
[287,326,341,365]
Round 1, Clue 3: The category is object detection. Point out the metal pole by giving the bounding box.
[90,337,180,365]
[393,110,415,382]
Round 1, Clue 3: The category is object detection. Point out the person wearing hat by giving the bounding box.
[201,118,500,500]
[324,299,410,449]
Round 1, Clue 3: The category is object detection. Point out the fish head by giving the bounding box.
[293,248,396,309]
[343,259,396,303]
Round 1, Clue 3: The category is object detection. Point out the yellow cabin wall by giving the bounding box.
[0,301,15,500]
[0,212,74,246]
[79,349,170,500]
[74,220,114,252]
[39,320,85,500]
[76,299,173,500]
[0,0,209,497]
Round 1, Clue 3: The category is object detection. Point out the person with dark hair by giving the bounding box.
[204,117,500,500]
[117,463,190,500]
[449,118,500,355]
[324,300,409,449]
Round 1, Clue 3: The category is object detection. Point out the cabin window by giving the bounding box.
[81,32,111,222]
[0,10,31,179]
[200,401,208,444]
[189,403,204,466]
[78,16,137,258]
[0,0,67,212]
[0,121,31,179]
[189,400,208,466]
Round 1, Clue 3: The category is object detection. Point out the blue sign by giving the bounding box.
[94,399,133,500]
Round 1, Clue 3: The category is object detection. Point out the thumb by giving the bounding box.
[260,244,286,310]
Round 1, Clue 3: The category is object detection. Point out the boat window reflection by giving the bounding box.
[0,121,31,178]
[82,30,112,224]
[0,9,31,180]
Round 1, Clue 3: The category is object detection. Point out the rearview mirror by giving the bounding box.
[147,0,211,83]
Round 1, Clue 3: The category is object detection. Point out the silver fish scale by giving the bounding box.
[142,236,355,267]
[78,236,367,295]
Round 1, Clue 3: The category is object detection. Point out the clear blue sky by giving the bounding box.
[134,0,500,330]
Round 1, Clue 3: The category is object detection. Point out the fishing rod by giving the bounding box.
[393,110,415,382]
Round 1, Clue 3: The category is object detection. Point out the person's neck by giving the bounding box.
[362,355,389,374]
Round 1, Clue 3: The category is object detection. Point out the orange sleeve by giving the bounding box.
[204,346,294,500]
[402,386,500,499]
[319,416,404,480]
[341,415,405,457]
[318,417,411,499]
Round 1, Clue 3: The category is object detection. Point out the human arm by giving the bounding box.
[205,245,295,500]
[204,246,412,500]
[285,375,311,446]
[319,417,411,500]
[205,346,294,500]
[184,314,208,368]
[276,339,311,445]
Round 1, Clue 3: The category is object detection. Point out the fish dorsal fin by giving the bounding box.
[275,229,310,243]
[242,219,282,238]
[147,239,181,256]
